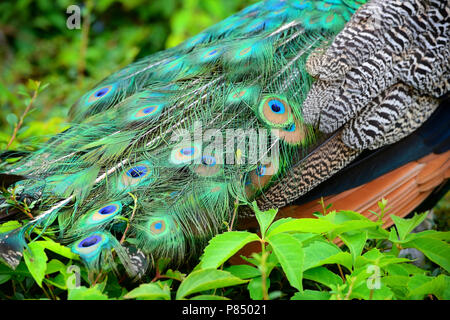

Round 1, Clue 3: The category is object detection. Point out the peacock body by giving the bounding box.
[0,0,448,278]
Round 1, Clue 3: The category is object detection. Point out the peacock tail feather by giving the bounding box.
[0,0,368,276]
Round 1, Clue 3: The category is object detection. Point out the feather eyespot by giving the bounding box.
[239,47,252,56]
[249,161,278,188]
[82,202,122,225]
[256,165,267,177]
[272,120,306,145]
[259,96,293,128]
[268,99,286,114]
[170,143,202,165]
[72,233,110,260]
[285,123,296,132]
[127,166,149,178]
[233,91,246,99]
[86,84,115,104]
[201,155,216,167]
[98,205,117,215]
[78,235,102,248]
[119,162,154,189]
[326,13,335,23]
[131,103,164,121]
[193,154,222,177]
[205,49,218,57]
[150,220,166,234]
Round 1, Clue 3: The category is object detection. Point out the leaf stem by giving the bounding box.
[120,192,138,244]
[6,84,39,150]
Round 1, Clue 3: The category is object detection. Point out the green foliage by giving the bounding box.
[0,0,257,150]
[1,199,449,300]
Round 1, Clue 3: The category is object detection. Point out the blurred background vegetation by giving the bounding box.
[0,0,257,150]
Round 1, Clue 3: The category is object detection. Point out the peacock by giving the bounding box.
[0,0,448,279]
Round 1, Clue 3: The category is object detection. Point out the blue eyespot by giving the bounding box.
[268,100,285,114]
[78,235,101,248]
[154,222,162,230]
[180,147,195,156]
[201,155,217,167]
[127,166,148,178]
[98,205,117,215]
[143,106,156,114]
[95,87,109,98]
[285,123,296,132]
[256,165,267,177]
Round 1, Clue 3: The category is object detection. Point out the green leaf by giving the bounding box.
[44,273,69,290]
[23,242,48,287]
[0,221,22,233]
[291,233,321,245]
[303,267,343,288]
[189,295,230,300]
[247,276,270,300]
[350,280,394,300]
[321,210,370,224]
[267,219,336,236]
[68,286,109,300]
[6,113,18,128]
[225,265,261,279]
[124,283,171,300]
[320,252,353,271]
[408,230,450,242]
[331,220,379,237]
[199,231,260,269]
[407,274,449,300]
[391,212,428,241]
[45,259,66,275]
[0,274,11,285]
[339,231,367,265]
[302,241,342,271]
[39,238,79,260]
[164,269,185,282]
[176,269,247,300]
[267,233,304,291]
[291,290,330,300]
[252,201,278,238]
[403,237,450,272]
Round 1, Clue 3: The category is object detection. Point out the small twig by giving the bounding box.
[344,278,354,300]
[337,264,345,283]
[40,284,52,300]
[120,192,138,244]
[92,271,104,287]
[228,198,240,232]
[6,86,39,150]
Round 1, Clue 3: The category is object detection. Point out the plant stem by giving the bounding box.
[228,198,240,232]
[120,192,138,244]
[260,239,269,300]
[6,86,39,150]
[337,264,345,283]
[344,278,354,300]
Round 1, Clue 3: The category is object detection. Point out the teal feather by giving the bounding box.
[0,0,369,277]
